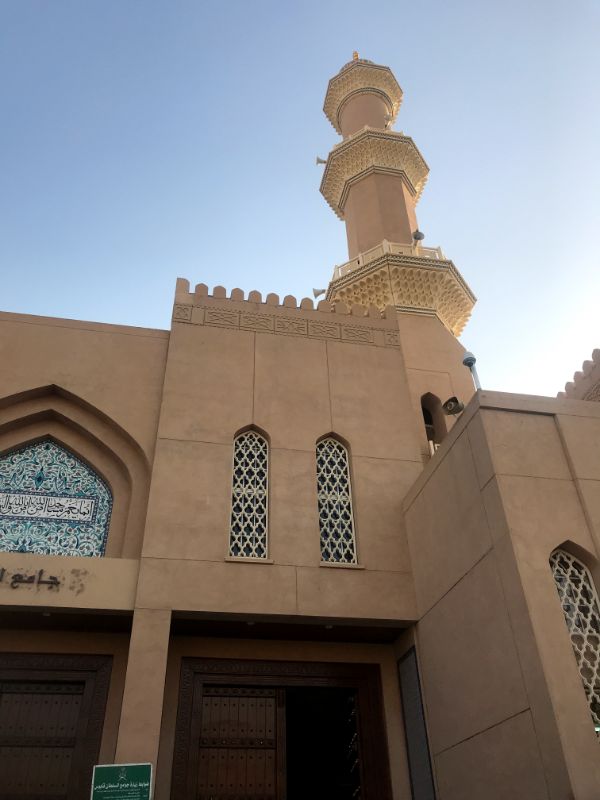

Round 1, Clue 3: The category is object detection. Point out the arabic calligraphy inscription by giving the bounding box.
[0,440,112,557]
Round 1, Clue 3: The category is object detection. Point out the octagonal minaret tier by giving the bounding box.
[321,55,475,337]
[321,56,428,259]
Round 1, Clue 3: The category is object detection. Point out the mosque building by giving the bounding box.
[1,54,600,800]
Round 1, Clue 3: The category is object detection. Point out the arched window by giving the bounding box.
[550,549,600,730]
[421,393,446,456]
[316,437,357,564]
[0,439,112,557]
[229,430,268,559]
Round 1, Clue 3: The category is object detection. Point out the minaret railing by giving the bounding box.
[332,241,446,280]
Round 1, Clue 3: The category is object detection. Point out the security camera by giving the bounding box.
[462,351,476,369]
[442,396,465,416]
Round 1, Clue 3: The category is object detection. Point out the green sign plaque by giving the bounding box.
[91,763,152,800]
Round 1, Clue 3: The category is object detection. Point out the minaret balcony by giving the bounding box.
[320,127,429,219]
[323,58,404,135]
[326,241,476,337]
[332,240,447,280]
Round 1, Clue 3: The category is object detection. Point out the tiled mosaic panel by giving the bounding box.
[550,549,600,729]
[0,440,112,557]
[229,431,268,558]
[316,437,357,564]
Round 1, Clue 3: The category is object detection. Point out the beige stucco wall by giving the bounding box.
[0,551,138,610]
[139,287,422,623]
[0,311,169,461]
[404,391,600,799]
[397,312,475,461]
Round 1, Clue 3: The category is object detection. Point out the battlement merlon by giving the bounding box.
[559,349,600,401]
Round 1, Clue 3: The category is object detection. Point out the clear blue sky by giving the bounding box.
[2,0,599,397]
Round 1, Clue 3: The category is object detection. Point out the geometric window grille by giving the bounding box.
[228,430,268,559]
[550,548,600,732]
[0,438,112,557]
[316,437,357,564]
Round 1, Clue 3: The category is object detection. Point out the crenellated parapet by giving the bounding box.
[558,349,600,401]
[172,279,402,348]
[320,127,429,219]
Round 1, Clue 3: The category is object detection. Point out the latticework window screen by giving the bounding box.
[550,549,600,730]
[316,437,357,564]
[229,430,268,559]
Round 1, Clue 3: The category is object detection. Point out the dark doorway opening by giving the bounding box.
[286,687,361,800]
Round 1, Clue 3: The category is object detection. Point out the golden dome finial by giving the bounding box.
[352,51,359,60]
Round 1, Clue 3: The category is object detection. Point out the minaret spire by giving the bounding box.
[320,57,475,337]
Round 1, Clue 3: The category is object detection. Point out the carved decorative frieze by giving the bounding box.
[274,317,308,336]
[240,313,274,332]
[320,128,429,219]
[323,59,403,134]
[341,325,373,344]
[327,253,475,337]
[172,303,399,348]
[173,304,192,321]
[204,308,239,328]
[308,321,340,340]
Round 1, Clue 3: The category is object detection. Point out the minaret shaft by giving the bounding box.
[339,92,390,138]
[344,173,417,258]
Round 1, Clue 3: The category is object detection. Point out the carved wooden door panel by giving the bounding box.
[193,687,285,800]
[0,655,111,800]
[0,679,85,798]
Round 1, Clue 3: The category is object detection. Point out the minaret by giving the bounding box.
[321,55,475,338]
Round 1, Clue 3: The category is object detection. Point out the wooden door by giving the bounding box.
[0,654,111,800]
[193,686,285,800]
[171,659,393,800]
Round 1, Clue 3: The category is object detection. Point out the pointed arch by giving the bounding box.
[550,546,600,730]
[316,434,357,564]
[232,423,271,446]
[420,392,447,456]
[228,427,269,559]
[0,385,151,558]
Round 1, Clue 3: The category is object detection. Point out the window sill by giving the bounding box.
[224,556,274,564]
[319,562,364,570]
